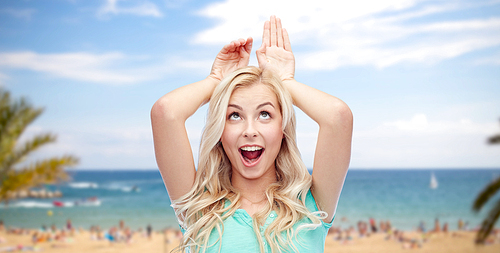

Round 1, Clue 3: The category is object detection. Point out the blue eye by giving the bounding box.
[229,112,241,120]
[260,111,270,120]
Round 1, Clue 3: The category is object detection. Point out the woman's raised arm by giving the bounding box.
[151,38,253,201]
[257,16,353,222]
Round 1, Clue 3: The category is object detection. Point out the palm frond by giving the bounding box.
[0,169,35,204]
[0,95,43,141]
[473,177,500,212]
[0,90,44,167]
[0,155,78,203]
[0,133,57,176]
[489,134,500,144]
[474,117,500,244]
[489,118,500,144]
[28,155,79,186]
[475,198,500,244]
[0,89,79,204]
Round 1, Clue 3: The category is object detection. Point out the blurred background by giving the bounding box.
[1,0,499,241]
[0,0,498,169]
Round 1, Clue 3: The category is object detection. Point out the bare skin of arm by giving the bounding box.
[257,16,353,222]
[151,38,253,201]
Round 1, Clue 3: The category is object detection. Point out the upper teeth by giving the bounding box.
[241,146,262,151]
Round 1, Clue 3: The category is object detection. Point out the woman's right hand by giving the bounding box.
[208,37,253,83]
[256,16,295,82]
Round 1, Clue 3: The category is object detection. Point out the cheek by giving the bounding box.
[220,125,238,150]
[264,124,284,149]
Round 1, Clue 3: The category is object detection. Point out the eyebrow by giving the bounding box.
[228,102,275,111]
[228,104,243,110]
[256,102,275,110]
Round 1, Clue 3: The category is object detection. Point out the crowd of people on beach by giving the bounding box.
[2,217,500,251]
[327,217,500,249]
[89,220,155,244]
[0,219,160,251]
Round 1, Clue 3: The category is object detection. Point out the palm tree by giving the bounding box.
[0,89,78,204]
[472,118,500,244]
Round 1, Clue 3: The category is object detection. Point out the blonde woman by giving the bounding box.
[151,16,353,252]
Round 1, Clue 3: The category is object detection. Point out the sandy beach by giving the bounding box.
[1,225,499,253]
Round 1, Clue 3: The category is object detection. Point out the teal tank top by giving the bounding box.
[182,190,334,252]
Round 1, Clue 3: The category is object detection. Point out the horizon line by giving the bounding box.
[68,167,500,171]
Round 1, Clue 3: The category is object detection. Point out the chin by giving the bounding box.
[234,161,275,181]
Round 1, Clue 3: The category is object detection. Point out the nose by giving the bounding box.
[243,121,258,138]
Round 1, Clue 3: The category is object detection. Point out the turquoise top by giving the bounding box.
[182,190,334,252]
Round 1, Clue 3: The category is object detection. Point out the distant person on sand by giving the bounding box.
[66,219,72,230]
[418,221,426,233]
[146,224,152,240]
[458,219,464,230]
[370,218,378,233]
[442,222,448,233]
[152,15,353,252]
[434,218,441,233]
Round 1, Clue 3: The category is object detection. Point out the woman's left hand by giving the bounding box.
[256,16,295,82]
[209,37,253,83]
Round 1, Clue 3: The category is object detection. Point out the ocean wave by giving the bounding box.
[75,199,101,207]
[1,199,102,209]
[68,182,98,189]
[101,183,141,192]
[121,179,163,185]
[3,201,53,209]
[55,198,101,207]
[121,186,141,193]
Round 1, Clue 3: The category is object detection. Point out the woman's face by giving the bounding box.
[221,82,283,183]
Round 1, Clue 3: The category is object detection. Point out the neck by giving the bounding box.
[231,168,277,205]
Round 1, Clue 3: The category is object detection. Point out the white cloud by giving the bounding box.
[20,124,157,169]
[0,8,36,21]
[169,57,213,72]
[98,0,163,18]
[0,50,223,85]
[164,0,189,9]
[385,114,429,132]
[193,0,500,69]
[352,114,500,168]
[0,51,166,85]
[383,114,496,135]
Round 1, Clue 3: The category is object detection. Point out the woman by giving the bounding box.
[151,16,353,252]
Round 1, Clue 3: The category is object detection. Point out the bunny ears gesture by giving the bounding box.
[208,16,295,83]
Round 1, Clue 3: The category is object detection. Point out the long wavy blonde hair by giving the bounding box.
[172,66,325,252]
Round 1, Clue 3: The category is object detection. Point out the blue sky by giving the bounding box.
[1,0,499,169]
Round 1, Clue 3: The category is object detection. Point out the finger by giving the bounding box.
[229,40,239,52]
[256,41,266,55]
[270,15,277,47]
[234,38,244,52]
[238,38,246,45]
[240,46,250,65]
[277,17,283,48]
[244,37,253,54]
[283,28,292,52]
[262,20,270,48]
[256,43,267,67]
[220,43,231,54]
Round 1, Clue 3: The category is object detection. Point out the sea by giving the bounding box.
[1,169,499,232]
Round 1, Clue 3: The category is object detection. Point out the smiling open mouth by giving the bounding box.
[240,146,264,164]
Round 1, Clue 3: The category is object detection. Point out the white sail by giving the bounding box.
[430,172,438,189]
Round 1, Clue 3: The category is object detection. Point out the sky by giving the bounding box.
[1,0,499,170]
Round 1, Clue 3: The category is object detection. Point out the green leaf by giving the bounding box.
[0,89,79,204]
[475,198,500,244]
[473,177,500,212]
